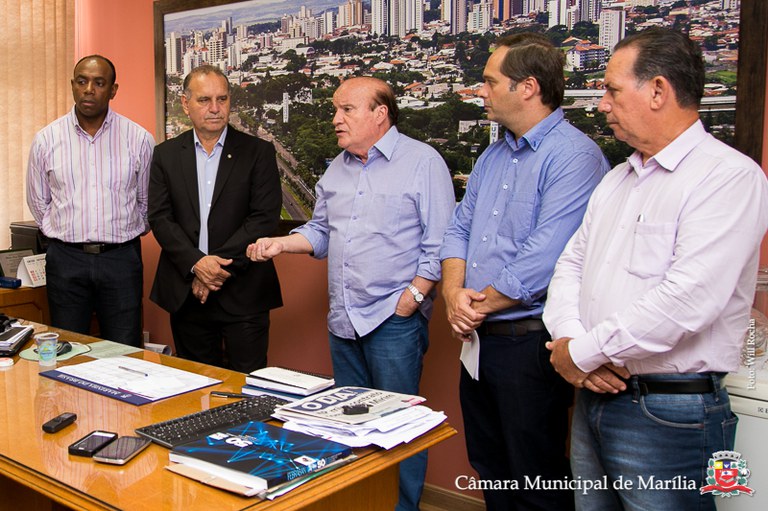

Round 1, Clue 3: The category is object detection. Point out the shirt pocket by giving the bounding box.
[497,192,536,241]
[365,193,402,236]
[627,222,676,279]
[105,152,139,193]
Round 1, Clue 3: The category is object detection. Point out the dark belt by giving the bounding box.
[625,373,724,396]
[55,237,139,254]
[477,318,546,337]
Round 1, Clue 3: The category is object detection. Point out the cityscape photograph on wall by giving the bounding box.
[159,0,741,220]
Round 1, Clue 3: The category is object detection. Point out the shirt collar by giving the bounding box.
[69,106,115,136]
[371,125,399,161]
[505,107,565,152]
[628,119,706,174]
[193,125,228,152]
[344,125,400,163]
[650,120,706,172]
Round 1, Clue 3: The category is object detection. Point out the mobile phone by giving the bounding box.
[93,436,151,465]
[68,430,118,457]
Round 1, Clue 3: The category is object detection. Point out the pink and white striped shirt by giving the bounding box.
[27,107,154,243]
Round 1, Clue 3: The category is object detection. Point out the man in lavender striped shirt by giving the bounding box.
[27,55,154,347]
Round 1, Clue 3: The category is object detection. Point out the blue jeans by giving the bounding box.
[329,312,429,511]
[46,239,143,346]
[572,373,738,511]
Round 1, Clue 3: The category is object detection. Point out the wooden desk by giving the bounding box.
[0,287,49,325]
[0,326,456,511]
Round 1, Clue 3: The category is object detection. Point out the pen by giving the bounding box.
[637,214,644,222]
[210,391,253,399]
[118,365,149,377]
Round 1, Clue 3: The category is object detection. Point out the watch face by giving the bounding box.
[408,284,424,304]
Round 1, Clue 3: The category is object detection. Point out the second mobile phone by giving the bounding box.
[68,430,118,457]
[93,436,151,465]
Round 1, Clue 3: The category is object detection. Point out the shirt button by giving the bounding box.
[482,236,487,242]
[352,216,358,220]
[502,184,508,190]
[358,191,363,195]
[472,262,477,268]
[493,210,498,216]
[512,158,518,164]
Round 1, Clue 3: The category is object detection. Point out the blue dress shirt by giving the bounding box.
[293,126,456,338]
[440,108,609,321]
[194,126,227,254]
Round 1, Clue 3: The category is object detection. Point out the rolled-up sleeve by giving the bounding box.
[415,155,456,281]
[292,178,330,259]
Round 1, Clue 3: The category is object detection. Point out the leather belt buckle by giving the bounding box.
[83,244,104,254]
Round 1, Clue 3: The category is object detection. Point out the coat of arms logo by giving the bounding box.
[700,450,755,498]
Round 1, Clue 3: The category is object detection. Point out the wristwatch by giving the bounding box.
[407,284,425,305]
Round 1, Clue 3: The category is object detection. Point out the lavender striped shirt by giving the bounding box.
[27,107,155,243]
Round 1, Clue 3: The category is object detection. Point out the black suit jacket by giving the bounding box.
[148,126,282,315]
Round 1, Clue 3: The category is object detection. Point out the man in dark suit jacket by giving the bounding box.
[149,64,282,373]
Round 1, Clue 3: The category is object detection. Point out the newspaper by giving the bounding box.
[274,386,425,425]
[282,405,448,449]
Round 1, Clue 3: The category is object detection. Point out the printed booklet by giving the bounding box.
[245,366,334,396]
[168,420,352,493]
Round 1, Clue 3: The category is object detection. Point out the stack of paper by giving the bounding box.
[242,367,334,401]
[272,386,447,450]
[0,324,34,356]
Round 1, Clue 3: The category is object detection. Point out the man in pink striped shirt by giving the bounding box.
[27,55,154,346]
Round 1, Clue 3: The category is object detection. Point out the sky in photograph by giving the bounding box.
[164,0,343,34]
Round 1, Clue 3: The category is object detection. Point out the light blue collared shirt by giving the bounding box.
[293,126,456,338]
[194,126,227,253]
[440,108,609,321]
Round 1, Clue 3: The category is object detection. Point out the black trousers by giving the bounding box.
[45,240,143,347]
[170,293,270,373]
[460,329,575,511]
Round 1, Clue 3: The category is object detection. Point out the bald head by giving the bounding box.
[337,77,399,127]
[74,54,116,84]
[332,77,399,162]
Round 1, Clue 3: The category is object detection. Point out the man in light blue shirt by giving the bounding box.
[440,34,609,510]
[247,76,455,511]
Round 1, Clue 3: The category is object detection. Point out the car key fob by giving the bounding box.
[42,412,77,433]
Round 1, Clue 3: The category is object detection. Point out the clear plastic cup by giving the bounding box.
[34,332,59,367]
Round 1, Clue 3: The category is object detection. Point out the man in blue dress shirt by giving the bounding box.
[246,76,455,511]
[440,33,609,510]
